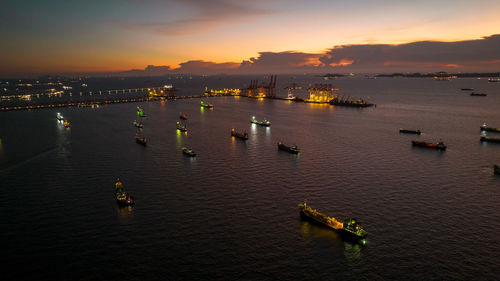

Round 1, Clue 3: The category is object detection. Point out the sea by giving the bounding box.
[1,75,499,280]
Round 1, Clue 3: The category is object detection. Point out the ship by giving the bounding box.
[133,120,143,128]
[137,106,145,117]
[176,122,187,132]
[470,92,487,96]
[412,140,446,150]
[56,112,64,121]
[135,134,147,145]
[179,113,188,120]
[494,165,500,175]
[298,201,367,240]
[200,101,214,109]
[329,97,374,108]
[231,129,248,140]
[488,78,500,82]
[480,136,500,143]
[182,147,196,157]
[399,129,421,135]
[250,116,271,127]
[277,141,299,154]
[461,88,474,91]
[115,179,134,207]
[63,120,71,128]
[480,124,500,132]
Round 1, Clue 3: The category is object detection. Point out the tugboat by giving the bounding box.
[115,179,134,207]
[63,120,71,128]
[480,123,500,132]
[480,136,500,143]
[298,200,367,241]
[182,147,196,157]
[277,141,299,154]
[133,120,143,128]
[56,112,64,121]
[250,116,271,127]
[470,92,487,96]
[412,140,446,150]
[399,129,421,135]
[135,134,147,146]
[179,113,188,120]
[231,129,248,140]
[176,122,187,132]
[494,165,500,175]
[200,101,214,109]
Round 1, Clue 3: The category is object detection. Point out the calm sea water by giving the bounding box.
[1,76,500,280]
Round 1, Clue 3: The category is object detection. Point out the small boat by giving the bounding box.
[278,141,299,154]
[480,136,500,143]
[115,179,134,207]
[200,101,214,108]
[461,88,474,91]
[133,120,143,128]
[137,106,146,117]
[480,124,500,132]
[182,147,196,157]
[470,92,487,96]
[231,129,248,140]
[399,129,421,135]
[412,140,446,150]
[56,112,64,121]
[135,134,147,145]
[179,113,188,120]
[176,122,187,132]
[63,120,71,128]
[250,116,271,127]
[494,165,500,175]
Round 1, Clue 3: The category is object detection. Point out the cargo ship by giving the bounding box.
[201,101,214,109]
[176,122,187,132]
[399,129,421,135]
[329,97,374,108]
[115,179,134,207]
[278,141,299,154]
[480,124,500,132]
[480,136,500,143]
[412,140,446,150]
[298,201,367,240]
[182,147,196,157]
[470,92,487,96]
[250,116,271,127]
[231,129,248,140]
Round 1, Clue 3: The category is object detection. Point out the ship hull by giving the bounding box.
[300,210,366,240]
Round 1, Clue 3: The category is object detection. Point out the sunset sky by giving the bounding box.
[1,0,500,76]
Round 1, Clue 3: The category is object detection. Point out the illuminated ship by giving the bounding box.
[480,136,500,143]
[277,141,299,154]
[488,78,500,82]
[480,124,500,132]
[133,120,143,128]
[137,106,145,117]
[399,129,421,135]
[182,147,196,157]
[63,120,71,128]
[200,101,214,109]
[231,129,248,140]
[176,122,187,132]
[329,97,374,108]
[179,113,188,120]
[56,112,64,121]
[115,179,134,207]
[250,116,271,127]
[298,201,367,240]
[135,134,147,145]
[412,140,446,150]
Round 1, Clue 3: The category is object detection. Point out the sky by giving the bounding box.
[1,0,500,76]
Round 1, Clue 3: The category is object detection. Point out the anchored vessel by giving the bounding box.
[200,101,214,109]
[470,92,487,96]
[179,113,188,120]
[115,179,134,207]
[480,136,500,143]
[480,124,500,132]
[176,122,187,132]
[135,134,147,145]
[461,88,474,91]
[400,129,421,135]
[298,201,367,240]
[250,116,271,127]
[277,141,299,154]
[182,147,196,157]
[231,129,248,140]
[412,140,446,150]
[329,97,374,108]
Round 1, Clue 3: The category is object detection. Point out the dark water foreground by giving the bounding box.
[1,77,500,280]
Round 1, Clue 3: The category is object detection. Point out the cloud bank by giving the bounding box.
[129,35,500,75]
